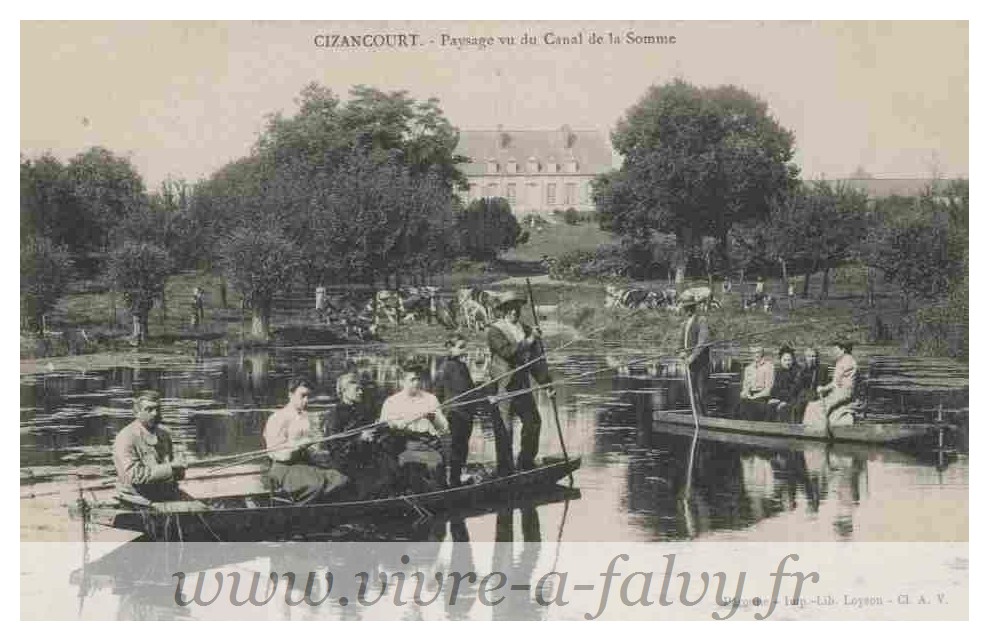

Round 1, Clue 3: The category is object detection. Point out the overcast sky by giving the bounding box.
[21,20,968,188]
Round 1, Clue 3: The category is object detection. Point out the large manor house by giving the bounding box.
[454,126,944,218]
[455,126,614,216]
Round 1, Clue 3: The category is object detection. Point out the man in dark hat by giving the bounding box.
[678,293,711,415]
[486,291,554,473]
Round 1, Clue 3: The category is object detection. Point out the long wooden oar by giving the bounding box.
[526,278,573,487]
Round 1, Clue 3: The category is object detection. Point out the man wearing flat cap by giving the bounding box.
[678,293,711,415]
[486,291,554,473]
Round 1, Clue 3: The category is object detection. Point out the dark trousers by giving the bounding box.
[492,376,542,472]
[268,462,348,504]
[448,411,474,485]
[687,361,709,416]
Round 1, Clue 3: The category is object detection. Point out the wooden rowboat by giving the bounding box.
[72,456,581,541]
[654,409,953,447]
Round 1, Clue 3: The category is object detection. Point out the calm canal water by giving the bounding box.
[20,344,969,619]
[21,344,969,543]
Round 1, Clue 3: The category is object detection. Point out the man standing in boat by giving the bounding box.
[435,333,480,487]
[486,291,554,473]
[263,377,348,503]
[679,293,710,416]
[113,390,187,506]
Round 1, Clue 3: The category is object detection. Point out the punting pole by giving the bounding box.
[683,359,702,498]
[526,278,573,488]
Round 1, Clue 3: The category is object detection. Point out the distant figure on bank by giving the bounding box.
[678,293,711,415]
[737,345,775,420]
[263,377,348,503]
[191,286,205,329]
[379,360,450,493]
[435,334,479,486]
[486,291,554,473]
[803,338,859,429]
[722,276,732,295]
[315,285,327,321]
[113,390,187,506]
[767,346,802,422]
[755,276,765,297]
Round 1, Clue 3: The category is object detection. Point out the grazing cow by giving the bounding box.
[604,285,663,310]
[742,293,775,313]
[364,290,406,326]
[459,297,489,330]
[456,287,499,329]
[674,286,721,313]
[400,286,439,323]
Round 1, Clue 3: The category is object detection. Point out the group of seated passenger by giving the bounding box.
[262,336,483,504]
[736,338,858,428]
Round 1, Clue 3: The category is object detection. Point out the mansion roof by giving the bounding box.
[455,128,614,176]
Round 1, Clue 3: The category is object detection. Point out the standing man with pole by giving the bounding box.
[486,290,555,474]
[679,293,711,416]
[524,279,572,484]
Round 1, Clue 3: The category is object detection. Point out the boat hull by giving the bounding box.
[654,410,950,446]
[79,457,581,541]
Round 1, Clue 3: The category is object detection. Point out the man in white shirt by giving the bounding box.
[379,360,450,492]
[263,377,348,503]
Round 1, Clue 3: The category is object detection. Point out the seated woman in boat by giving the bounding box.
[736,345,775,421]
[318,372,398,499]
[802,338,859,429]
[767,346,803,422]
[113,390,188,506]
[379,359,451,494]
[792,347,829,420]
[263,377,349,504]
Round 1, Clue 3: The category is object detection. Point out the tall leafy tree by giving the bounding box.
[594,79,799,277]
[105,242,172,343]
[455,197,523,261]
[20,237,73,334]
[64,147,148,256]
[219,225,301,339]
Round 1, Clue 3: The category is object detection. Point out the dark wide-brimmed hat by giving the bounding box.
[496,291,527,309]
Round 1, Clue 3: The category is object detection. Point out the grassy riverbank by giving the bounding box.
[21,220,965,369]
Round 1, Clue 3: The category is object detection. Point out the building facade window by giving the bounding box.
[506,183,517,206]
[546,183,557,206]
[566,160,578,173]
[507,160,517,173]
[564,183,577,206]
[527,158,539,173]
[486,183,498,198]
[486,160,499,174]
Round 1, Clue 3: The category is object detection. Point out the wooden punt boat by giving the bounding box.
[653,409,954,447]
[72,456,581,541]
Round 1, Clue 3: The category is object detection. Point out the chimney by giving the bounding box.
[561,124,576,149]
